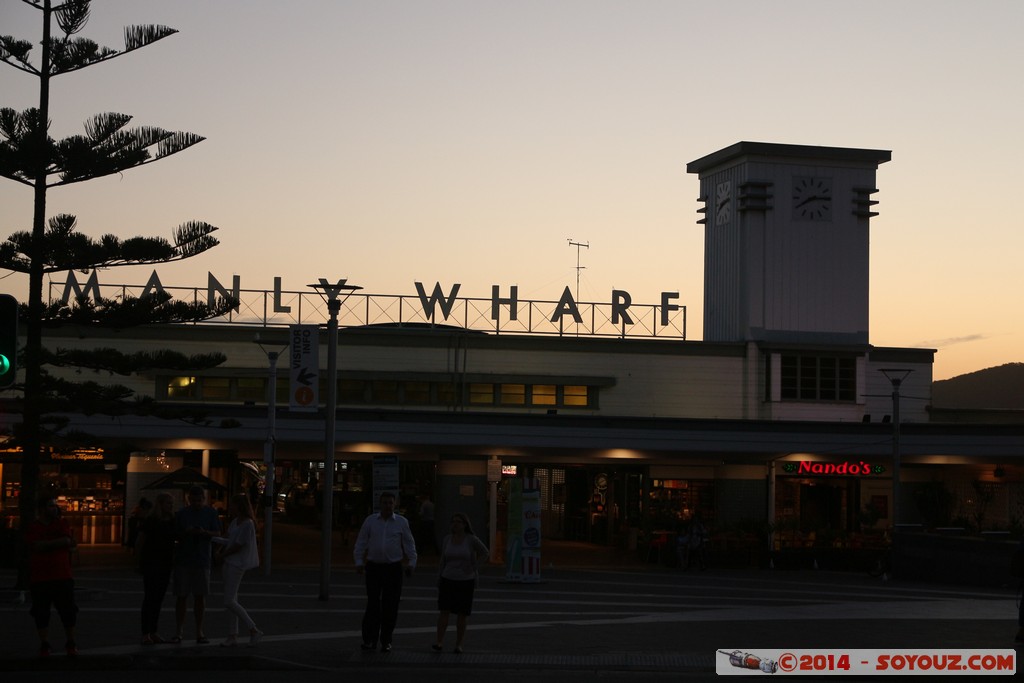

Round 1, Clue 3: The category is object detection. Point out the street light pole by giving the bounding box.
[879,369,911,530]
[309,278,361,602]
[320,296,339,601]
[254,336,286,577]
[263,349,279,578]
[880,368,912,577]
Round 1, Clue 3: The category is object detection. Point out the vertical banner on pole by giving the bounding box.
[288,325,319,412]
[505,479,523,581]
[505,477,542,583]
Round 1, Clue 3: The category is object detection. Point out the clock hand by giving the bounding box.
[795,195,827,208]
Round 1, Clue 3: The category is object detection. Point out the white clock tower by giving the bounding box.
[687,142,891,345]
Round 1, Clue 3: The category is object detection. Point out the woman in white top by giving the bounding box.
[432,512,489,653]
[213,493,262,647]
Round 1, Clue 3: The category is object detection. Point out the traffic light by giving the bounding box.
[0,294,17,389]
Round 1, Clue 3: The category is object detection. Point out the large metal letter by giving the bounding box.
[660,292,680,327]
[60,270,102,304]
[491,285,519,322]
[208,273,241,311]
[550,286,583,324]
[415,282,461,321]
[611,290,633,325]
[273,277,292,313]
[141,270,166,299]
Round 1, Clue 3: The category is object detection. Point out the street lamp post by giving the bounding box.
[309,278,361,601]
[880,368,912,577]
[255,335,287,577]
[879,369,911,529]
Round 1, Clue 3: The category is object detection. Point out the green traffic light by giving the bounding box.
[0,293,16,389]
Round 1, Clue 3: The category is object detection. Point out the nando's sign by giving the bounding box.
[782,461,887,476]
[57,270,686,338]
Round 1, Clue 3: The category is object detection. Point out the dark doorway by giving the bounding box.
[799,483,843,533]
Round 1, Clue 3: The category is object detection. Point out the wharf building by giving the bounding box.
[2,142,1022,561]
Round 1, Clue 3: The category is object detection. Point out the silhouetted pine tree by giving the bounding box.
[0,1,234,535]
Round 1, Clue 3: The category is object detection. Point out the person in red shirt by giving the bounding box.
[25,495,79,658]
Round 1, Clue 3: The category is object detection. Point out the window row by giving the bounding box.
[162,376,595,409]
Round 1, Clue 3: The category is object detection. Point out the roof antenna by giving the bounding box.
[567,238,589,302]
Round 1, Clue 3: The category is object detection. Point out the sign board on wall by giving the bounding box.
[372,455,400,512]
[781,461,886,476]
[487,459,502,483]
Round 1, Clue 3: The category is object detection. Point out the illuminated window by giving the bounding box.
[167,376,196,399]
[469,383,494,405]
[563,385,589,407]
[531,384,557,405]
[157,374,601,410]
[500,383,526,405]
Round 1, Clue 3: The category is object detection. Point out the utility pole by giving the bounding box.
[567,238,589,302]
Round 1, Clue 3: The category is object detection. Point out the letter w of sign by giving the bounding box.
[415,282,461,321]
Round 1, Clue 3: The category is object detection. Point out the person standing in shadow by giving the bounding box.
[353,491,417,652]
[418,494,437,554]
[172,485,221,644]
[26,495,79,658]
[125,497,152,554]
[136,492,176,645]
[684,513,708,571]
[433,512,489,654]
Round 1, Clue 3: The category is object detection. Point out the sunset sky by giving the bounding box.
[1,0,1021,381]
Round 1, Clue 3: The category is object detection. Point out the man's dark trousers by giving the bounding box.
[362,561,404,647]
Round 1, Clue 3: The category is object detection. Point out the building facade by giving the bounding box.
[2,142,1022,557]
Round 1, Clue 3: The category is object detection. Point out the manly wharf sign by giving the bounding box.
[54,271,687,339]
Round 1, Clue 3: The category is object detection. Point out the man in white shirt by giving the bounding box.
[353,491,417,652]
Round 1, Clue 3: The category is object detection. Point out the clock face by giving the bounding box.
[792,176,832,221]
[715,181,732,225]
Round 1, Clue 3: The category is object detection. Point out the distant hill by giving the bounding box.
[931,363,1024,410]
